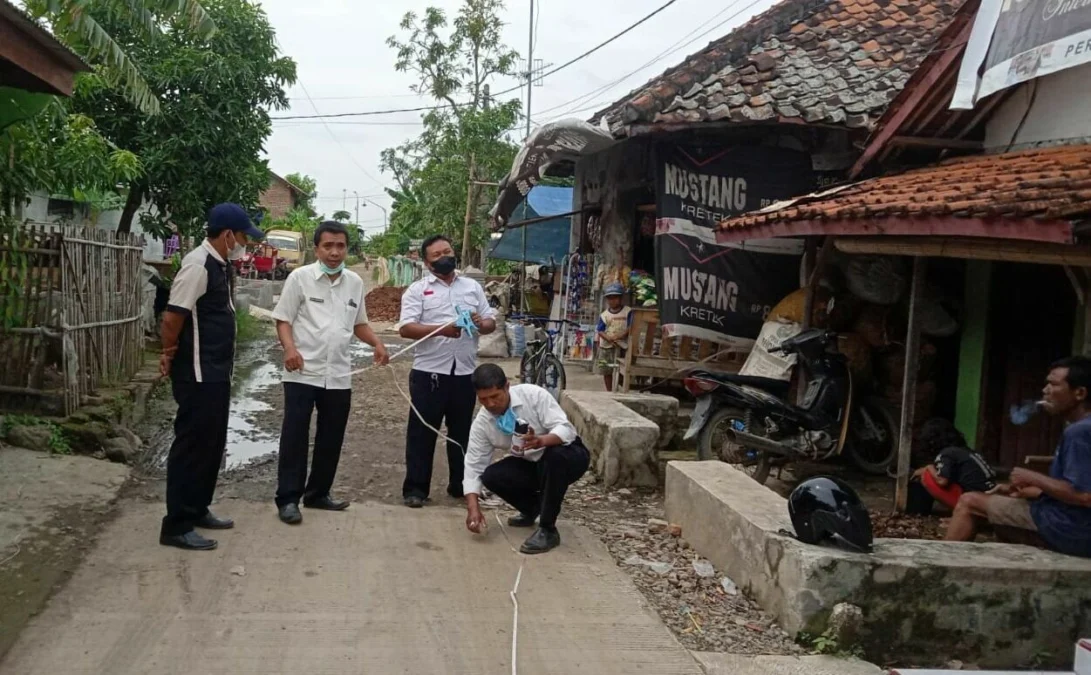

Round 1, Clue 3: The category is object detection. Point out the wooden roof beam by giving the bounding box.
[834,235,1091,265]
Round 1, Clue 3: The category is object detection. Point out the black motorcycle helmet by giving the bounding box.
[788,476,873,553]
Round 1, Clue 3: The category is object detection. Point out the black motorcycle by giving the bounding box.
[682,328,897,485]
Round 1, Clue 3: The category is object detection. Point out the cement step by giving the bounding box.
[692,653,881,675]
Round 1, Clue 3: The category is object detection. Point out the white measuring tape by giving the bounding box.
[308,319,526,674]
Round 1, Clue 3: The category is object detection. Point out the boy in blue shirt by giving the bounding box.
[946,356,1091,557]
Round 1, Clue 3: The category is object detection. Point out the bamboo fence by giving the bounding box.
[0,225,145,414]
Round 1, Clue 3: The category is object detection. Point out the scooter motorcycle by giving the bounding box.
[682,328,897,485]
[273,257,290,281]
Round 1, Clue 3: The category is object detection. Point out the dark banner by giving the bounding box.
[978,0,1091,99]
[655,144,814,345]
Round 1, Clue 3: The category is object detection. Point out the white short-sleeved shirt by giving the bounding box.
[272,263,368,390]
[397,273,496,376]
[462,384,579,495]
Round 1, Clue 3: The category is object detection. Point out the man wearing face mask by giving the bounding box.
[398,234,497,507]
[158,203,265,551]
[271,221,389,525]
[463,364,589,554]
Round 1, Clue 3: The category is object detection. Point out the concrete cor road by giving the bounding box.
[0,501,703,675]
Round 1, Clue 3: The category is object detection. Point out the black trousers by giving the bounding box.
[161,380,231,537]
[403,369,475,499]
[482,440,590,529]
[276,382,352,507]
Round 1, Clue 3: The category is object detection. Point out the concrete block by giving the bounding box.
[561,390,660,488]
[610,392,680,450]
[693,653,882,675]
[665,461,1091,669]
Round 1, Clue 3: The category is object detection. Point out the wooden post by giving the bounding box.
[461,153,478,265]
[1081,270,1091,356]
[798,238,832,403]
[895,256,927,512]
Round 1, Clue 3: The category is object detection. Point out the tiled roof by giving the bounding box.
[716,144,1091,241]
[591,0,963,137]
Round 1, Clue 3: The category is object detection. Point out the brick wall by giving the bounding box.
[259,176,298,220]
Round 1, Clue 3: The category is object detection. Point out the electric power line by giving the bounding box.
[287,93,424,101]
[272,121,425,127]
[270,0,684,122]
[295,81,388,191]
[535,0,770,122]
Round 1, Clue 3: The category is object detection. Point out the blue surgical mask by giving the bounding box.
[496,407,516,435]
[319,261,345,276]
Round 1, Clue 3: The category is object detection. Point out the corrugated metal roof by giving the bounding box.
[0,0,89,74]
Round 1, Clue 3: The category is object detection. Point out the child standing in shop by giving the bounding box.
[597,283,633,392]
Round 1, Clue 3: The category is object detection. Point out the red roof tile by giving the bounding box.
[590,0,963,137]
[716,144,1091,242]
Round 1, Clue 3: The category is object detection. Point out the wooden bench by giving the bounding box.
[617,308,749,392]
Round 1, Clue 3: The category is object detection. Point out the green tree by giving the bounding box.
[70,0,296,237]
[0,102,141,217]
[380,0,520,265]
[284,172,317,215]
[332,210,352,222]
[25,0,216,115]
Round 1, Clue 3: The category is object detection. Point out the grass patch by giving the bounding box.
[235,308,267,344]
[2,415,72,455]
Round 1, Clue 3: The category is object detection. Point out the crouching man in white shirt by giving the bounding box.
[463,364,590,554]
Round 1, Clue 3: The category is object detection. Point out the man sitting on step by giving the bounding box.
[463,364,590,554]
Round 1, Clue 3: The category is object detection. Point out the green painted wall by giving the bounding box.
[955,260,992,448]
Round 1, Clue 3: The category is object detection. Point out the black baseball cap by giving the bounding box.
[207,203,264,240]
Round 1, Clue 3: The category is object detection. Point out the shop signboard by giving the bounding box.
[952,0,1091,108]
[655,144,812,346]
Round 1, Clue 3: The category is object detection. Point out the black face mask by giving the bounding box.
[431,255,457,276]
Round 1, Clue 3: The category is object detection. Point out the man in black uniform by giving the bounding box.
[158,203,265,550]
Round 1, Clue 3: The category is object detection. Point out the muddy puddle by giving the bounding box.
[141,332,408,472]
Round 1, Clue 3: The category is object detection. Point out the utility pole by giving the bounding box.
[462,154,478,266]
[353,190,360,226]
[526,0,535,139]
[362,197,388,230]
[342,189,347,211]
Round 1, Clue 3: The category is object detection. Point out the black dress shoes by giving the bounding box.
[507,513,537,528]
[279,503,303,525]
[404,495,425,509]
[160,531,218,551]
[447,485,464,499]
[304,495,350,511]
[196,512,235,530]
[520,527,561,554]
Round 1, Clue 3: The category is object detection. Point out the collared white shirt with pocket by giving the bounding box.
[397,273,496,376]
[462,384,579,496]
[272,263,368,390]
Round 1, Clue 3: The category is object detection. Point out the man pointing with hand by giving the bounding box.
[272,221,388,525]
[464,364,590,554]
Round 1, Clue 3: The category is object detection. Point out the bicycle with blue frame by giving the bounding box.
[511,315,572,401]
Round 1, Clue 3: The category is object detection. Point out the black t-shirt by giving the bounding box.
[934,447,997,492]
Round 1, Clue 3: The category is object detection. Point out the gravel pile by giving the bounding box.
[365,286,406,322]
[871,511,946,540]
[564,478,805,655]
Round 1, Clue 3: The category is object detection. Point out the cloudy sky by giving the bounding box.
[259,0,777,234]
